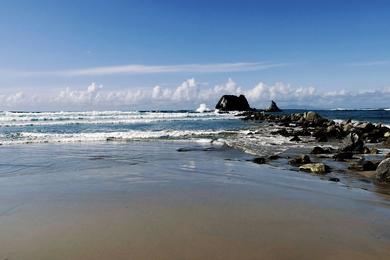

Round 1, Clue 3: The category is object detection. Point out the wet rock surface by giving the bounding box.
[299,163,330,175]
[376,158,390,182]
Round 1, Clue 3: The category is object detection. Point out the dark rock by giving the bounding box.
[316,135,328,142]
[215,95,251,111]
[349,160,377,171]
[359,122,376,132]
[329,177,340,182]
[289,155,311,166]
[333,152,353,161]
[362,161,378,171]
[253,157,266,164]
[340,133,364,153]
[299,163,330,174]
[386,152,390,159]
[268,155,280,160]
[376,158,390,182]
[312,130,327,141]
[294,129,311,136]
[311,146,332,154]
[290,135,301,142]
[271,128,291,137]
[265,100,282,112]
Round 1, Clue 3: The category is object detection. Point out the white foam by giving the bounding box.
[196,104,211,113]
[0,130,237,145]
[0,111,237,127]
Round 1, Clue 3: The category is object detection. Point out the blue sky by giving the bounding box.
[0,0,390,110]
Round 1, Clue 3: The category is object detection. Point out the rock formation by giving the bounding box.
[215,95,251,111]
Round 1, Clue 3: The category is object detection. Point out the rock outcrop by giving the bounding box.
[215,95,251,111]
[265,100,282,112]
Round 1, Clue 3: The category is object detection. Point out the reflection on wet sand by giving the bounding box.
[0,142,389,259]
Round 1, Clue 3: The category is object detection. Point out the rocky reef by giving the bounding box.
[238,109,390,185]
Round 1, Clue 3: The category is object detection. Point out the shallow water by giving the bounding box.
[0,141,389,259]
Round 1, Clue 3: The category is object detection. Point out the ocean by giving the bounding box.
[1,109,389,155]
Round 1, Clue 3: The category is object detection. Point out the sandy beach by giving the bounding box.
[1,142,389,259]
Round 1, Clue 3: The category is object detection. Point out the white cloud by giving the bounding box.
[244,82,316,102]
[1,79,390,110]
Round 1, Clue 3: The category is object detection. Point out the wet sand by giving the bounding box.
[0,142,390,259]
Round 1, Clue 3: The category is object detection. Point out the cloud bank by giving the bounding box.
[1,79,390,111]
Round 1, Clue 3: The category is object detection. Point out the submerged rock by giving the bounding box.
[333,152,354,161]
[265,100,282,112]
[376,158,390,182]
[268,155,280,160]
[311,146,332,154]
[349,160,378,171]
[215,95,251,111]
[329,177,340,182]
[288,155,311,166]
[253,157,266,164]
[299,163,329,174]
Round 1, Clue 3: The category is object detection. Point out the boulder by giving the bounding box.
[349,160,378,171]
[215,95,251,111]
[289,155,311,166]
[299,163,329,174]
[311,146,332,154]
[376,158,390,182]
[253,157,266,164]
[268,155,280,160]
[303,111,321,121]
[340,133,364,153]
[333,152,353,161]
[265,100,282,112]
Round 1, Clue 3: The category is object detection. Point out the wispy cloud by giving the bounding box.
[2,62,288,77]
[348,60,390,67]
